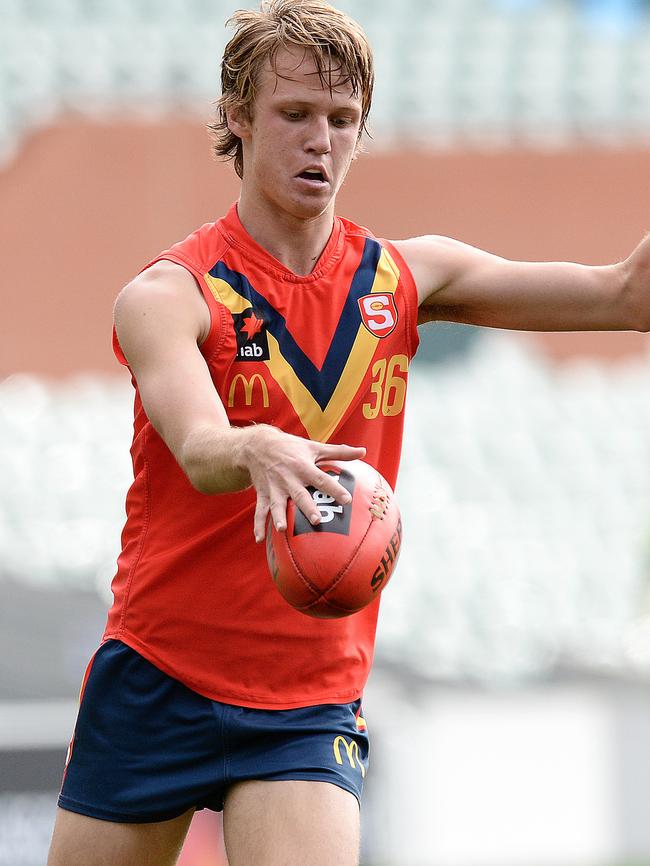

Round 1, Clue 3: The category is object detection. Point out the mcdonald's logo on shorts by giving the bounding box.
[228,373,270,408]
[332,736,366,778]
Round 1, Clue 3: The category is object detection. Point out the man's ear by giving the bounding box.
[226,105,251,140]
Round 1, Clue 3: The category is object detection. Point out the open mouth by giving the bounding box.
[298,170,327,183]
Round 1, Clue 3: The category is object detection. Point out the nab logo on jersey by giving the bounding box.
[233,309,270,361]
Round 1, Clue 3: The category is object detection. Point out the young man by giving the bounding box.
[48,1,649,864]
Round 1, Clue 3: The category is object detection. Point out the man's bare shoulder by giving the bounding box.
[115,260,210,343]
[392,234,472,260]
[391,235,474,307]
[115,260,204,312]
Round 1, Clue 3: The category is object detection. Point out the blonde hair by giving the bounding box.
[209,0,374,178]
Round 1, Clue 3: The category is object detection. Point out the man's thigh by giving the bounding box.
[47,806,194,866]
[223,779,360,866]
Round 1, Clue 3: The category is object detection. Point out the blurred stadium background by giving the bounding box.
[2,0,650,863]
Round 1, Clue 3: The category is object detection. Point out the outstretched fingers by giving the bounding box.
[316,443,366,464]
[254,492,272,543]
[250,433,366,542]
[290,475,343,528]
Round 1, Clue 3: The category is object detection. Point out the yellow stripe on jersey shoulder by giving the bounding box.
[205,273,250,313]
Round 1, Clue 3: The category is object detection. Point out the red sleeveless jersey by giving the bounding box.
[105,204,419,709]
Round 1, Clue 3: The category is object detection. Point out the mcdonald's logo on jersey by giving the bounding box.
[332,736,366,777]
[228,373,270,408]
[232,308,270,361]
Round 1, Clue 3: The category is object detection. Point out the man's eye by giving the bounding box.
[284,111,303,120]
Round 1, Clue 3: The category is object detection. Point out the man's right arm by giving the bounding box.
[114,261,365,540]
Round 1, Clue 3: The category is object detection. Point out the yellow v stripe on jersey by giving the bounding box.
[205,239,400,441]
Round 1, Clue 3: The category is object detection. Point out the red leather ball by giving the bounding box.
[266,459,402,618]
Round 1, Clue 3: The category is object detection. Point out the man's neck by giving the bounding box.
[236,193,335,276]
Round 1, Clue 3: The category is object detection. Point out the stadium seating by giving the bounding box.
[1,0,650,160]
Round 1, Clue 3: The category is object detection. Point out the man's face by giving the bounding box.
[231,47,363,221]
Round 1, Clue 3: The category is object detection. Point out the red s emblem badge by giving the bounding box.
[358,293,398,338]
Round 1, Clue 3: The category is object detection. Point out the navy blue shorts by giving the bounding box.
[58,640,369,823]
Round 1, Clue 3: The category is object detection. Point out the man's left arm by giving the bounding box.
[393,233,650,332]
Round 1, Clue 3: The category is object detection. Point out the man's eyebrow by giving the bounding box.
[274,98,361,113]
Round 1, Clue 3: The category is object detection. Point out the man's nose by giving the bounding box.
[305,116,331,153]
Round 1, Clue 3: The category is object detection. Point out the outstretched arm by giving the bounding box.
[114,261,365,541]
[393,233,650,332]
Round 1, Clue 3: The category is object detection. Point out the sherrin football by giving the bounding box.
[265,459,402,618]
